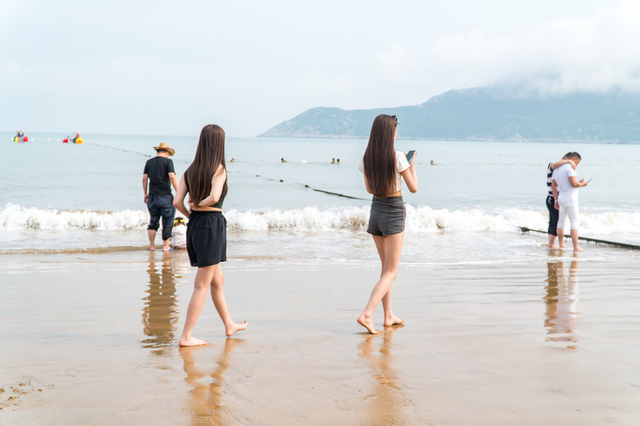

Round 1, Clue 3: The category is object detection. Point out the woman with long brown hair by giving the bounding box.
[174,124,247,346]
[357,114,418,334]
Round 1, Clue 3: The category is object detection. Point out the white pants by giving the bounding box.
[557,201,579,230]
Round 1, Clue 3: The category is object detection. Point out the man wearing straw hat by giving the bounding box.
[143,142,179,251]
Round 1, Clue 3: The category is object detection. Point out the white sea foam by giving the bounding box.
[0,204,148,230]
[2,203,639,235]
[227,207,369,231]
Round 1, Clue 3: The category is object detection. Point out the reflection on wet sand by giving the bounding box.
[358,326,408,426]
[141,252,184,353]
[180,339,244,426]
[544,252,580,350]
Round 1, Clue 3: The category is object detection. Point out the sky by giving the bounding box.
[2,0,640,137]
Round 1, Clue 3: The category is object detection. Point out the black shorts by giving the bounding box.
[367,196,406,237]
[186,211,227,267]
[147,194,175,241]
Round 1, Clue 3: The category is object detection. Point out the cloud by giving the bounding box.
[427,1,640,95]
[296,72,360,103]
[376,43,416,80]
[4,0,640,135]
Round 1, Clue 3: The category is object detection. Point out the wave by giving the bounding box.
[2,203,640,234]
[0,204,148,230]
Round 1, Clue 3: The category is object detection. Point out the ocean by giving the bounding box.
[2,130,640,263]
[3,131,640,424]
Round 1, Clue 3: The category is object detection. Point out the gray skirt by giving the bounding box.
[367,196,406,236]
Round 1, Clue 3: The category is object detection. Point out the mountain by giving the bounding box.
[260,87,640,142]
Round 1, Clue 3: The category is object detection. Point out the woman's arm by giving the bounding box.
[551,159,576,170]
[363,174,373,194]
[400,154,418,193]
[173,173,190,218]
[197,167,227,207]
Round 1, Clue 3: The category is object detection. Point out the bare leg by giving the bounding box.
[557,228,566,249]
[570,229,584,252]
[374,236,404,327]
[382,287,404,326]
[548,234,558,249]
[179,266,216,347]
[148,229,157,251]
[209,265,247,337]
[357,232,404,334]
[162,238,171,251]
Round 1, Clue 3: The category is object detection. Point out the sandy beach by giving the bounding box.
[1,247,640,425]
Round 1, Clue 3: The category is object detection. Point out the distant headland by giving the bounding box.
[260,86,640,142]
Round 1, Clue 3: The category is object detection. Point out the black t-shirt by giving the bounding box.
[143,156,175,196]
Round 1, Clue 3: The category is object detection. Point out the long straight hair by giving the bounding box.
[363,114,397,197]
[186,124,226,205]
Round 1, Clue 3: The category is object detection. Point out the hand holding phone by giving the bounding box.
[406,150,416,163]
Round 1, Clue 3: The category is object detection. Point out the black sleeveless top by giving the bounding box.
[184,168,228,209]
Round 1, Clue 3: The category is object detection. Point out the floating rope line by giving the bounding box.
[88,142,153,158]
[302,184,367,200]
[89,142,367,200]
[519,227,640,250]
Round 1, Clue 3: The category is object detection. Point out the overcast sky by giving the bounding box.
[2,0,639,136]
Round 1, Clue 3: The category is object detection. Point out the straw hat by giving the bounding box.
[153,142,175,156]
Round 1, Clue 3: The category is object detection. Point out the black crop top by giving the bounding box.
[184,169,228,209]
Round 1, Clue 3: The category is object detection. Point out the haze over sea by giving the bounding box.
[2,130,640,263]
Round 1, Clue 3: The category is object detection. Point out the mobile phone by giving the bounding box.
[406,150,416,163]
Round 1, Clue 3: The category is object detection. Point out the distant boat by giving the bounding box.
[13,132,28,143]
[63,133,84,144]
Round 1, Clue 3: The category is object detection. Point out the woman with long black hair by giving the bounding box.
[174,124,247,346]
[357,114,418,334]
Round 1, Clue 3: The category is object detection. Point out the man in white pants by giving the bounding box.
[551,152,589,252]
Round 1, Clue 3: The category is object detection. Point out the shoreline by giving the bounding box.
[2,250,640,424]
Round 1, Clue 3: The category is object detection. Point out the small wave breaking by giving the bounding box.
[0,204,148,230]
[2,203,639,235]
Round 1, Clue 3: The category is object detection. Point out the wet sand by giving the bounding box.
[1,250,640,425]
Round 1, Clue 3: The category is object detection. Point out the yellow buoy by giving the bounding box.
[75,137,84,144]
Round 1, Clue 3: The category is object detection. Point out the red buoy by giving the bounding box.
[63,138,69,143]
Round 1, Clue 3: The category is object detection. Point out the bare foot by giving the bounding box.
[149,246,156,251]
[162,243,171,251]
[548,244,558,249]
[574,247,585,252]
[357,316,379,334]
[179,337,208,347]
[226,321,247,337]
[383,315,404,327]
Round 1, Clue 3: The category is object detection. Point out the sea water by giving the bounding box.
[2,131,640,263]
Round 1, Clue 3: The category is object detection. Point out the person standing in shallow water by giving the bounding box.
[357,114,418,334]
[551,152,588,252]
[143,142,179,251]
[546,155,577,248]
[174,124,247,346]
